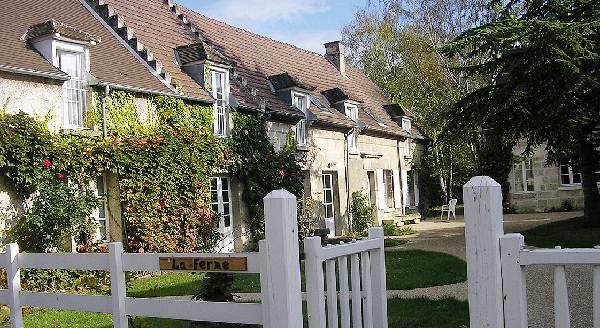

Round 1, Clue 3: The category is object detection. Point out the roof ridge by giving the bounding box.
[83,0,178,92]
[168,0,325,58]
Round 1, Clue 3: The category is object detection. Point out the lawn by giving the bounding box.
[523,216,600,248]
[127,250,466,296]
[16,297,469,328]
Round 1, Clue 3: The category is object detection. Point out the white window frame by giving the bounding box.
[322,173,335,221]
[512,160,535,193]
[381,169,395,209]
[211,68,230,137]
[344,103,358,153]
[55,42,89,130]
[559,163,582,186]
[293,91,309,147]
[94,175,109,242]
[402,117,412,132]
[211,176,233,229]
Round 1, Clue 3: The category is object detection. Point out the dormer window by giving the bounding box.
[293,91,308,147]
[344,103,358,153]
[25,20,97,130]
[57,48,87,128]
[402,117,412,132]
[211,68,230,137]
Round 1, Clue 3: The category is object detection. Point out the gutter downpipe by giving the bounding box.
[344,128,352,232]
[101,84,110,138]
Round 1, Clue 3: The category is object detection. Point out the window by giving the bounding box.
[367,171,376,206]
[322,174,335,221]
[211,70,229,137]
[403,139,411,158]
[58,49,86,128]
[402,118,412,132]
[94,175,108,241]
[211,177,232,228]
[382,169,395,208]
[293,93,308,146]
[513,160,534,192]
[560,163,581,185]
[344,103,358,152]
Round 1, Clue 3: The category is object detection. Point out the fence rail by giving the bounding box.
[0,189,389,328]
[304,227,388,328]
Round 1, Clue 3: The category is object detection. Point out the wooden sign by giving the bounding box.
[159,257,248,272]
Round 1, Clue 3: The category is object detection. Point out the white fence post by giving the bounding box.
[463,176,505,328]
[368,227,388,328]
[108,242,128,328]
[304,236,326,328]
[7,243,23,328]
[263,189,303,328]
[500,233,528,328]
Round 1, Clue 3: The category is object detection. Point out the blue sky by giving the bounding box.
[178,0,369,53]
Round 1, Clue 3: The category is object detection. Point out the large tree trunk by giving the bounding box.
[579,138,600,227]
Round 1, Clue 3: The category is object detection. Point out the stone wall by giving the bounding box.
[508,146,585,212]
[0,72,65,130]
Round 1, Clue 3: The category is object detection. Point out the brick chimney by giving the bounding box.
[324,41,346,76]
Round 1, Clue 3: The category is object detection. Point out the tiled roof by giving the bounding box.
[0,0,173,95]
[180,5,411,137]
[89,0,212,101]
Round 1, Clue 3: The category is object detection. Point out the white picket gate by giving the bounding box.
[0,189,388,328]
[464,176,600,328]
[304,227,388,328]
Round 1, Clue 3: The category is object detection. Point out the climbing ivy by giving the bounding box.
[1,89,305,254]
[228,113,303,248]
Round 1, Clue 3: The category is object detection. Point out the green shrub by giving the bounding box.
[351,191,375,233]
[383,223,397,236]
[383,224,416,237]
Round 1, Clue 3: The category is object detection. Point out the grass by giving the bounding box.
[17,297,468,328]
[522,216,600,248]
[127,250,467,296]
[387,297,469,328]
[385,250,467,290]
[384,238,409,247]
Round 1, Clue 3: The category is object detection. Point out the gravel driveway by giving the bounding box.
[389,211,589,328]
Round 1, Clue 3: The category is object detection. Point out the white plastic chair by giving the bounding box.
[441,199,458,221]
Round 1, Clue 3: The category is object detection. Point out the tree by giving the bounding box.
[441,0,600,224]
[343,0,492,204]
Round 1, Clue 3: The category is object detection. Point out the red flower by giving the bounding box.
[42,159,52,169]
[278,168,286,178]
[55,173,65,180]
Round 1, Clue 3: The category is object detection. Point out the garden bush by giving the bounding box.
[351,191,375,233]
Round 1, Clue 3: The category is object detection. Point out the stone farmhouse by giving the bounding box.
[0,0,426,252]
[509,145,600,213]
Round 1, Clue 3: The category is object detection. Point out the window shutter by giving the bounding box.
[392,170,402,209]
[401,169,409,208]
[375,169,385,210]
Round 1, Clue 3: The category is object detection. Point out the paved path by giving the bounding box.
[388,211,589,328]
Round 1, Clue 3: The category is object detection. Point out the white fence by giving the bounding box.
[304,227,388,328]
[464,176,600,328]
[0,189,388,328]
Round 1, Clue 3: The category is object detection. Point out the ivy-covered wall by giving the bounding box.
[0,89,303,253]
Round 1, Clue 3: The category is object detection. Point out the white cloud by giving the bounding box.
[203,0,330,23]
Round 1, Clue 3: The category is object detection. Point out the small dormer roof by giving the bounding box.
[25,20,99,43]
[174,42,232,66]
[383,103,413,118]
[267,72,316,91]
[321,87,362,104]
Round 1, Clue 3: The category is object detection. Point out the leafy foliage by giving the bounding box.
[228,113,303,248]
[342,0,487,205]
[350,191,375,233]
[440,0,600,223]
